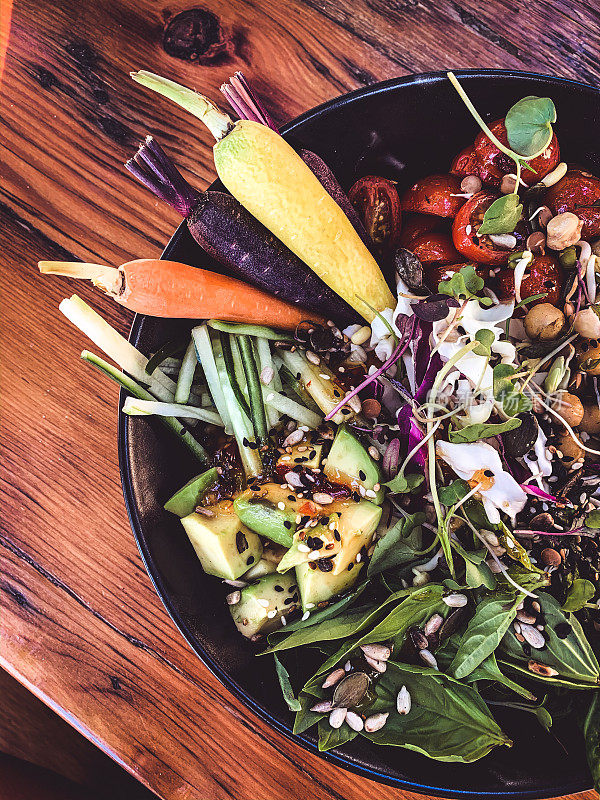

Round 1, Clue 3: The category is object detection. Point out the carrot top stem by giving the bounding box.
[220,72,278,131]
[130,71,233,141]
[39,261,122,295]
[126,136,199,216]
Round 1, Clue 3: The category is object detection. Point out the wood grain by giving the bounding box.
[1,1,599,798]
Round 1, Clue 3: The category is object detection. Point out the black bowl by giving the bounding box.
[120,69,600,797]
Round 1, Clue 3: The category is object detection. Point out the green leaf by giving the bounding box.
[294,692,324,734]
[581,691,600,793]
[562,578,596,613]
[449,417,521,444]
[586,510,600,529]
[505,96,556,157]
[438,264,484,300]
[384,472,424,494]
[535,705,553,731]
[465,559,497,590]
[496,521,534,571]
[499,591,600,689]
[367,513,424,577]
[472,328,495,357]
[492,363,532,416]
[451,592,524,679]
[361,662,511,762]
[273,654,302,711]
[477,194,523,236]
[438,480,471,506]
[317,717,359,751]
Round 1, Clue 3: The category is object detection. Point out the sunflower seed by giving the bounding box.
[409,628,429,651]
[396,685,411,715]
[364,654,387,673]
[345,711,364,731]
[360,643,391,661]
[322,668,346,689]
[424,614,444,637]
[520,624,546,649]
[329,707,347,729]
[283,429,304,448]
[364,712,389,732]
[419,649,438,669]
[442,593,468,607]
[260,366,274,385]
[513,621,522,635]
[226,591,241,605]
[310,700,333,713]
[306,350,320,365]
[313,492,334,505]
[223,579,247,588]
[516,611,537,625]
[528,661,558,677]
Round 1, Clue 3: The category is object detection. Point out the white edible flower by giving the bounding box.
[524,425,553,482]
[436,440,527,524]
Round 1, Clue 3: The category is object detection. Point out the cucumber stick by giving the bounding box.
[213,122,395,322]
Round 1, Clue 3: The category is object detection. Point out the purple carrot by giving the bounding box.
[126,137,358,325]
[220,72,372,249]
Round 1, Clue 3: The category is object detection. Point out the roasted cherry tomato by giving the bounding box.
[348,175,402,253]
[410,232,462,265]
[495,255,563,306]
[400,174,466,218]
[452,191,518,265]
[398,213,444,248]
[545,168,600,240]
[451,119,560,188]
[423,262,488,293]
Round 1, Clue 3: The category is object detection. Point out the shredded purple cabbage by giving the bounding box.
[396,404,426,469]
[520,484,559,503]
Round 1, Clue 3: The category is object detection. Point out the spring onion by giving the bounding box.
[238,334,268,443]
[122,397,223,426]
[192,324,232,432]
[263,390,322,428]
[174,339,198,404]
[208,320,295,341]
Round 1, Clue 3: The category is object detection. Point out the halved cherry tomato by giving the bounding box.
[496,255,563,305]
[348,175,402,253]
[451,119,560,188]
[423,262,488,293]
[400,174,466,218]
[545,168,600,239]
[452,191,518,265]
[410,232,462,265]
[398,213,444,248]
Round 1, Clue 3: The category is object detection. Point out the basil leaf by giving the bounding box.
[449,417,521,444]
[582,691,600,793]
[361,661,511,762]
[499,591,600,688]
[273,654,302,711]
[439,479,470,506]
[563,578,595,613]
[586,509,600,529]
[367,512,424,576]
[477,194,523,236]
[505,96,556,157]
[318,717,358,751]
[384,472,424,494]
[451,592,524,679]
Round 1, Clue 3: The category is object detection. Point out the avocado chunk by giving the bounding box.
[181,500,262,580]
[242,542,286,581]
[295,561,365,610]
[229,572,299,638]
[277,436,324,473]
[164,467,218,517]
[279,498,381,578]
[234,483,301,548]
[324,425,383,504]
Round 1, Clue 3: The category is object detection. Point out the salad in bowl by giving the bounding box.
[40,70,600,784]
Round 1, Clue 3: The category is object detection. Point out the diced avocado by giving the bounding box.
[324,425,383,504]
[234,483,301,548]
[181,501,262,580]
[295,561,365,610]
[229,572,299,638]
[242,543,285,581]
[278,498,381,577]
[277,438,323,473]
[164,467,218,517]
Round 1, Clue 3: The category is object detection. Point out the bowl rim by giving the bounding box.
[119,68,598,798]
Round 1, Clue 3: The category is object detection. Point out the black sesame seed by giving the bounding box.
[347,562,354,570]
[483,469,494,478]
[317,557,334,572]
[320,516,330,525]
[287,495,297,502]
[334,530,341,542]
[246,555,255,565]
[359,470,366,481]
[309,450,317,459]
[236,531,249,553]
[274,585,284,592]
[243,437,250,447]
[288,584,297,592]
[333,389,341,398]
[294,457,307,463]
[283,520,292,529]
[341,409,351,415]
[284,597,294,605]
[352,492,361,502]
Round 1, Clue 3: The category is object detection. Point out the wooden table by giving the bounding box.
[2,1,600,798]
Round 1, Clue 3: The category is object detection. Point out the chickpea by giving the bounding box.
[574,307,600,339]
[552,392,584,427]
[524,303,565,341]
[546,212,583,251]
[557,431,584,463]
[576,340,600,376]
[579,404,600,435]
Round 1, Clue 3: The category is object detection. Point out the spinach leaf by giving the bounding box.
[361,662,511,762]
[384,472,424,494]
[294,692,324,734]
[274,654,302,711]
[449,417,521,444]
[318,717,358,751]
[582,691,600,793]
[439,479,470,506]
[477,194,523,235]
[499,591,600,689]
[451,592,524,679]
[505,96,556,157]
[465,559,497,590]
[367,512,424,576]
[563,578,595,613]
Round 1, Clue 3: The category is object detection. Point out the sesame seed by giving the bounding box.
[277,501,286,510]
[267,609,277,618]
[365,489,376,498]
[281,616,287,626]
[356,552,362,562]
[297,543,311,553]
[319,373,331,380]
[302,611,310,621]
[305,603,316,609]
[257,598,269,608]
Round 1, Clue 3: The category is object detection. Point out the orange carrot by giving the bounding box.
[39,259,324,329]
